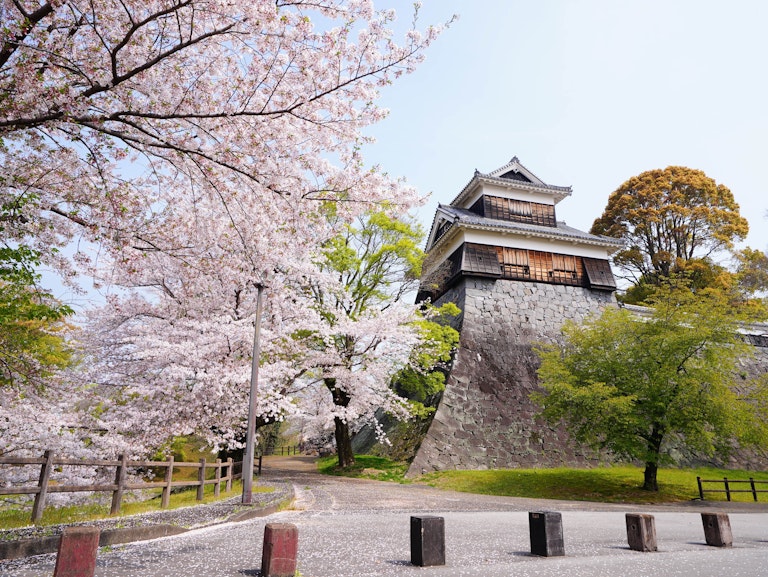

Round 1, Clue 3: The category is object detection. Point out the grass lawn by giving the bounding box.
[316,455,409,483]
[318,455,768,505]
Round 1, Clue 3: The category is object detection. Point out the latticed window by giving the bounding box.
[496,247,530,278]
[550,253,579,283]
[469,195,557,227]
[496,247,587,287]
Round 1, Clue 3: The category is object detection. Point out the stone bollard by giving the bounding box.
[261,523,299,577]
[410,515,445,567]
[625,513,657,552]
[529,511,565,557]
[53,526,100,577]
[701,512,733,547]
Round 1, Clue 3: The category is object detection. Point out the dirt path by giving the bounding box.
[260,454,320,473]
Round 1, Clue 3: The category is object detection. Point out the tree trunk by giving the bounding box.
[642,461,658,491]
[325,378,355,468]
[334,416,355,468]
[642,426,664,491]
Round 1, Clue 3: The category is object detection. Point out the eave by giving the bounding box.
[450,173,573,208]
[428,218,625,256]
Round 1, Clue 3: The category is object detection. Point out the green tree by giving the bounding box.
[533,284,768,491]
[622,255,768,315]
[0,246,73,388]
[734,247,768,297]
[304,210,458,468]
[591,166,749,285]
[393,302,461,414]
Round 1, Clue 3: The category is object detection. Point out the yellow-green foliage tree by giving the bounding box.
[534,284,768,492]
[591,166,749,288]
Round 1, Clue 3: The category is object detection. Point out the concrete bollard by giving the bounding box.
[529,511,565,557]
[410,515,445,567]
[261,523,299,577]
[625,513,657,552]
[701,512,733,547]
[53,526,100,577]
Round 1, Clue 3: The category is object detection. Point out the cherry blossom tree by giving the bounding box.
[1,0,446,283]
[291,210,425,467]
[76,209,432,464]
[0,0,452,489]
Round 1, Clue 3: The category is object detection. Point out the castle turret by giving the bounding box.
[419,156,622,302]
[408,158,624,476]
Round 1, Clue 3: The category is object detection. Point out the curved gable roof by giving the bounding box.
[450,157,572,207]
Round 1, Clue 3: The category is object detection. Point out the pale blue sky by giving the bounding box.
[367,0,768,258]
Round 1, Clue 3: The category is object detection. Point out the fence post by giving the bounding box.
[110,454,127,515]
[161,456,174,508]
[724,477,731,501]
[31,450,54,523]
[258,454,263,476]
[214,458,222,498]
[750,478,757,502]
[226,458,233,492]
[697,476,704,500]
[197,458,206,501]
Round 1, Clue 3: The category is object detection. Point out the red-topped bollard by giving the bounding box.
[53,526,100,577]
[261,523,299,577]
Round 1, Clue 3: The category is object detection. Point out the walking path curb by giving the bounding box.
[0,482,294,561]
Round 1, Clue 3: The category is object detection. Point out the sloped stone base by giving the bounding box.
[408,278,615,477]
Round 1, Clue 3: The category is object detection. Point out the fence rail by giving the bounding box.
[696,476,768,501]
[263,445,301,456]
[0,450,242,523]
[1,446,303,524]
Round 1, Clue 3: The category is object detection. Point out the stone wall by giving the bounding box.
[407,277,616,476]
[407,277,768,477]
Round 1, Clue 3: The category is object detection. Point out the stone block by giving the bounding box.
[625,513,657,552]
[410,515,445,566]
[701,513,733,547]
[53,526,100,577]
[529,511,564,557]
[261,523,299,577]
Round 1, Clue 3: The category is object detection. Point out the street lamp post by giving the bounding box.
[242,283,264,504]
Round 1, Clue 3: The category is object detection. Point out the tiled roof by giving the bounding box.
[450,158,572,207]
[434,205,624,251]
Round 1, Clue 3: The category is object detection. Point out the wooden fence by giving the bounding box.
[263,445,301,456]
[697,476,768,501]
[0,451,241,523]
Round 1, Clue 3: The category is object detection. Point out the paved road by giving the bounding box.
[3,456,768,576]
